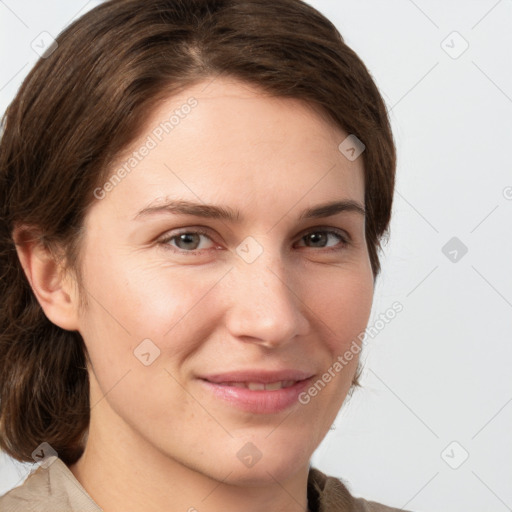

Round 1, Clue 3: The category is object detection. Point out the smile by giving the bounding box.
[198,373,315,414]
[214,380,298,390]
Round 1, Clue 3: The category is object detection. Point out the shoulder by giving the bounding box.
[0,458,101,512]
[0,465,55,512]
[308,466,414,512]
[353,497,412,512]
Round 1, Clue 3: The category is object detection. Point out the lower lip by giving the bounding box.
[199,377,314,414]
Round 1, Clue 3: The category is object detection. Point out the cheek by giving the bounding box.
[78,260,223,435]
[305,265,374,353]
[284,269,373,449]
[79,256,227,369]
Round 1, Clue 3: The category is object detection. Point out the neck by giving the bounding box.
[69,403,312,512]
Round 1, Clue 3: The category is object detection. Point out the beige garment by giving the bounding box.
[0,458,412,512]
[0,458,100,512]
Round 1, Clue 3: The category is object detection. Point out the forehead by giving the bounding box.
[94,76,365,219]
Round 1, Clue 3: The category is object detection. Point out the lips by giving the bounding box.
[215,380,297,390]
[200,369,314,384]
[198,369,315,414]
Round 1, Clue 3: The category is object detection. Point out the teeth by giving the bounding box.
[229,382,247,388]
[218,380,297,390]
[247,382,265,391]
[265,381,283,391]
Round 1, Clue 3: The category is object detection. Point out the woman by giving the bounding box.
[0,0,407,510]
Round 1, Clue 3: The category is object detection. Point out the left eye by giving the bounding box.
[296,230,348,249]
[159,228,348,253]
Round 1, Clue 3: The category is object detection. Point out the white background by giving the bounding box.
[1,1,511,511]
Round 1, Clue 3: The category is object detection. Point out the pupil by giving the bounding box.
[179,233,199,249]
[309,233,326,247]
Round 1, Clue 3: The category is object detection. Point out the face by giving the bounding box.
[74,76,374,485]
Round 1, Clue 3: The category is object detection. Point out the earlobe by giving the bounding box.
[12,226,81,331]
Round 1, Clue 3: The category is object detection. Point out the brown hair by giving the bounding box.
[0,0,396,465]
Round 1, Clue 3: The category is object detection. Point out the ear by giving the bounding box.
[12,226,81,331]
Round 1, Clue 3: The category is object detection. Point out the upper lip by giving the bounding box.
[199,369,315,384]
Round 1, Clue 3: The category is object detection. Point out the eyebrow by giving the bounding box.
[134,198,366,221]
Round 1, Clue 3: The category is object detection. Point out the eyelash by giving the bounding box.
[157,227,350,256]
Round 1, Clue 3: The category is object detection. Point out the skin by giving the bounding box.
[15,76,374,512]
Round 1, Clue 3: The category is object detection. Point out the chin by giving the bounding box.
[221,459,307,488]
[217,435,312,487]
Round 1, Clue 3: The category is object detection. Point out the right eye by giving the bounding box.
[158,228,218,254]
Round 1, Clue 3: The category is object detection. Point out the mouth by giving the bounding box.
[213,380,298,391]
[198,370,315,414]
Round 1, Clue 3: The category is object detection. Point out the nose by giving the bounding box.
[224,249,310,348]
